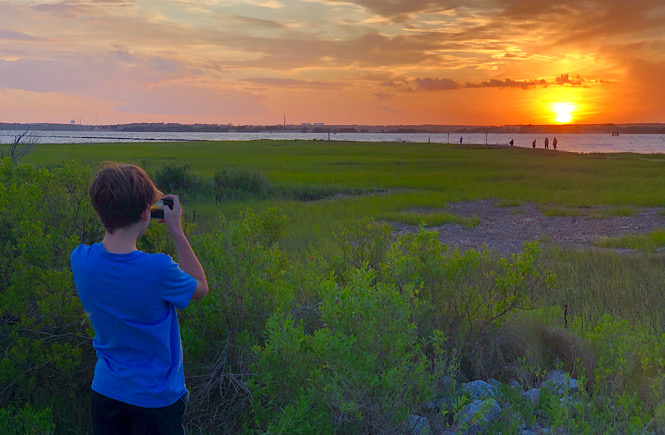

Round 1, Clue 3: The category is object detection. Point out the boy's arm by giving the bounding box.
[163,195,209,300]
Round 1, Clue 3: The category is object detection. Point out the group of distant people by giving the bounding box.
[527,137,557,150]
[458,136,559,150]
[508,137,558,150]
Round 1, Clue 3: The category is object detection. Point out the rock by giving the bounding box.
[462,380,499,400]
[408,414,431,435]
[425,397,450,411]
[457,398,501,429]
[519,430,537,435]
[543,370,579,394]
[523,388,540,406]
[509,379,524,392]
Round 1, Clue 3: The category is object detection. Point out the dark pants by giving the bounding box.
[90,390,187,435]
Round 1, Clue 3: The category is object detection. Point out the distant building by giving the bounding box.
[301,123,311,126]
[314,123,325,126]
[70,119,76,124]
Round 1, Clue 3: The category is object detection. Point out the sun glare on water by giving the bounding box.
[552,102,575,123]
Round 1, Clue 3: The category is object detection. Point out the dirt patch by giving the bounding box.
[391,200,665,254]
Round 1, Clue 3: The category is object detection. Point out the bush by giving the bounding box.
[383,228,556,379]
[152,163,201,195]
[181,208,291,433]
[0,404,55,434]
[213,167,360,202]
[213,168,272,200]
[0,159,102,431]
[330,217,392,281]
[250,267,456,433]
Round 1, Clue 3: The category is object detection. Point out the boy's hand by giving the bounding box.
[162,195,183,236]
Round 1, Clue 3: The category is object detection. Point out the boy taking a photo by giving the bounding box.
[71,162,208,434]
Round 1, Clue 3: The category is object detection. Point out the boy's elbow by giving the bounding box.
[191,280,209,300]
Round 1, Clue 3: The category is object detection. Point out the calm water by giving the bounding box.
[2,130,665,154]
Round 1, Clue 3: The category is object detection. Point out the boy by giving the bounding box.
[71,162,208,434]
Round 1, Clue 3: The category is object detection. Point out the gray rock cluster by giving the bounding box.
[409,370,583,434]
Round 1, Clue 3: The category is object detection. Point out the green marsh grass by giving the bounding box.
[591,206,637,218]
[545,248,665,332]
[543,205,637,218]
[13,139,665,260]
[594,229,665,252]
[15,140,665,206]
[194,190,453,258]
[380,209,479,227]
[542,206,587,217]
[497,199,523,207]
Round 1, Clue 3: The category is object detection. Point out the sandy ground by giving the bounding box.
[391,200,665,255]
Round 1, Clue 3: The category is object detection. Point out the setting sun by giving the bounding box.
[552,102,575,124]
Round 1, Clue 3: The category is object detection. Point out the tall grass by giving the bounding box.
[544,248,665,332]
[198,190,453,258]
[380,210,479,227]
[594,229,665,252]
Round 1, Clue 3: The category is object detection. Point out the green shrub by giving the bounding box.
[0,159,102,431]
[181,208,292,433]
[213,167,361,202]
[250,267,456,433]
[383,227,556,379]
[0,404,55,434]
[330,217,391,281]
[152,163,201,195]
[213,167,272,200]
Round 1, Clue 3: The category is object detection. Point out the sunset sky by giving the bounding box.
[1,0,664,126]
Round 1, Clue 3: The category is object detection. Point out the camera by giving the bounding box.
[150,197,174,219]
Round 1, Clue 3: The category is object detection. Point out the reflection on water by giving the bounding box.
[1,130,665,154]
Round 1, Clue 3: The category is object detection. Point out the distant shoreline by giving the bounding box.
[2,122,665,135]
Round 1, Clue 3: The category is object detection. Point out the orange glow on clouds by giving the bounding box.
[0,1,664,125]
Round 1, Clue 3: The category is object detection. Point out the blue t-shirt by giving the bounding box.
[71,243,197,408]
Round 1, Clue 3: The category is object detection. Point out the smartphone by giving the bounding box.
[150,197,174,219]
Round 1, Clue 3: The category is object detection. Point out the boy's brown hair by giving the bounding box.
[89,162,163,233]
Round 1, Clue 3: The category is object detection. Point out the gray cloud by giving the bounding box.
[373,93,396,100]
[32,0,131,17]
[403,75,592,91]
[0,49,27,56]
[416,77,458,91]
[0,29,43,41]
[216,31,442,69]
[554,74,585,86]
[326,0,463,22]
[112,50,137,63]
[464,78,548,89]
[240,77,336,88]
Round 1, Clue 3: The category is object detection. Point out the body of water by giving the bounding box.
[2,130,665,154]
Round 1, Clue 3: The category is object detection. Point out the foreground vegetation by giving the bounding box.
[2,140,665,433]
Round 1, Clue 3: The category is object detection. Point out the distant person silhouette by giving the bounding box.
[509,139,514,146]
[532,139,536,149]
[553,137,558,150]
[544,137,549,149]
[460,136,463,144]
